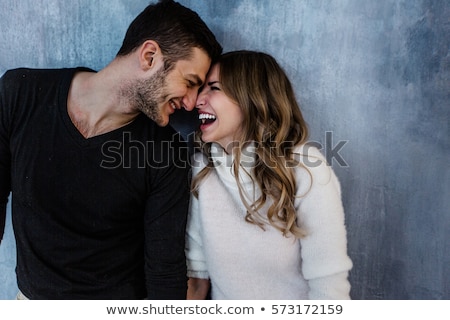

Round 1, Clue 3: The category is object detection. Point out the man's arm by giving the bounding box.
[0,203,6,244]
[0,72,12,244]
[144,132,190,299]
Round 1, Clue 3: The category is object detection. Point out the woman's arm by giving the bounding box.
[295,146,353,299]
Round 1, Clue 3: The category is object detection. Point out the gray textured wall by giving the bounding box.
[0,0,448,300]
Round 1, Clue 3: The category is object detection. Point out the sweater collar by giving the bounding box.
[210,142,256,184]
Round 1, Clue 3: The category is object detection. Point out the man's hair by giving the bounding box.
[117,0,222,70]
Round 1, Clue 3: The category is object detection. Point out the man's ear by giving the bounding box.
[139,40,162,70]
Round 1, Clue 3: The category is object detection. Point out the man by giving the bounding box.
[0,0,222,299]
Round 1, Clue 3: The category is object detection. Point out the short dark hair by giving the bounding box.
[117,0,222,69]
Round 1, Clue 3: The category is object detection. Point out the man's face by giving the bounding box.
[132,47,211,126]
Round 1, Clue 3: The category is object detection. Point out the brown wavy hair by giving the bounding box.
[192,50,310,238]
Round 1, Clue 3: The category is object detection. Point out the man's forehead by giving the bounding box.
[176,49,211,83]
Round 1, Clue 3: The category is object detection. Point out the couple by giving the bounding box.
[0,0,352,300]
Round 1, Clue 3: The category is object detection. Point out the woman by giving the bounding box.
[185,50,352,300]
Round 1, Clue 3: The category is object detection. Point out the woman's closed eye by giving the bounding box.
[206,81,221,91]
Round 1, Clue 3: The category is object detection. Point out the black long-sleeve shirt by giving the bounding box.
[0,68,190,299]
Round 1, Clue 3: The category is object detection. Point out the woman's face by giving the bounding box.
[196,63,244,152]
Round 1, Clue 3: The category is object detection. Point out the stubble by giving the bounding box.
[122,67,169,126]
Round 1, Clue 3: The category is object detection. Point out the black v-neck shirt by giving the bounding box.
[0,68,190,299]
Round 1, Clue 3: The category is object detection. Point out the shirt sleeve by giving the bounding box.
[0,71,12,243]
[143,132,190,300]
[185,153,209,279]
[295,146,353,299]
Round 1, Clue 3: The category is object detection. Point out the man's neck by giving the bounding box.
[67,68,139,138]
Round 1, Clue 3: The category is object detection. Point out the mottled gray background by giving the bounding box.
[0,0,448,299]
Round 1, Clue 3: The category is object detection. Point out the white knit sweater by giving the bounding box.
[186,144,353,299]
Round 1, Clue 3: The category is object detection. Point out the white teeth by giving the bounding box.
[170,101,177,109]
[198,113,216,120]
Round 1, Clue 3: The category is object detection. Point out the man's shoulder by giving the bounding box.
[1,67,92,84]
[1,68,67,92]
[3,67,64,78]
[1,68,35,85]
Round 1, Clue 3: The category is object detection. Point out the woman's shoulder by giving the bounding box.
[293,143,328,168]
[292,143,340,187]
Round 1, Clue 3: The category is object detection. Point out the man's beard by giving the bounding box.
[125,67,169,126]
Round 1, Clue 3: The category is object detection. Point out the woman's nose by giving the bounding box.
[195,93,206,109]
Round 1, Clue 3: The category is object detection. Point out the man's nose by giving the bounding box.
[182,91,197,111]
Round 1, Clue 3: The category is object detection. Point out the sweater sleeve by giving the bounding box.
[308,271,351,300]
[295,146,353,299]
[185,153,209,279]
